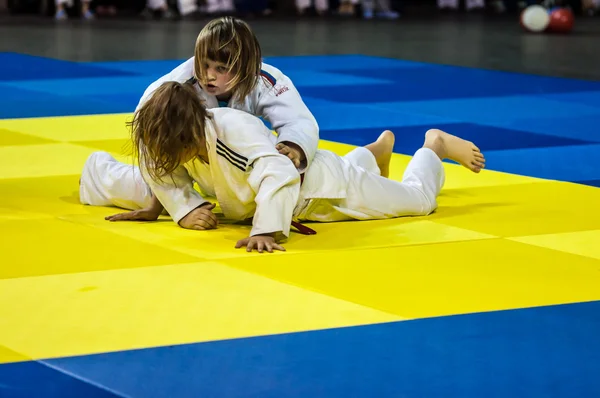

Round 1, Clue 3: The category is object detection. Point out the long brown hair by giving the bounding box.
[194,16,262,102]
[128,81,211,182]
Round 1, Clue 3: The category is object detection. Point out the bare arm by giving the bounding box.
[105,194,164,222]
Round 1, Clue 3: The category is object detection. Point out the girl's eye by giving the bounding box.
[217,66,227,73]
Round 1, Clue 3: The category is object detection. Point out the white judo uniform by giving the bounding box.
[136,57,319,172]
[80,108,446,238]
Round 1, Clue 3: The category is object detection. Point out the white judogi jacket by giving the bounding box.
[141,108,347,238]
[136,57,319,172]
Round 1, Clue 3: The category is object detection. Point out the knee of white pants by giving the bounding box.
[343,147,380,175]
[80,151,151,210]
[400,148,445,215]
[79,152,114,206]
[335,158,439,220]
[405,183,438,215]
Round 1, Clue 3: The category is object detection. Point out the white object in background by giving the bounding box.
[520,5,550,32]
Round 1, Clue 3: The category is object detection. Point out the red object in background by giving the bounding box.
[547,8,575,33]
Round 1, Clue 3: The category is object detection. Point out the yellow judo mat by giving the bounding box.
[1,113,600,364]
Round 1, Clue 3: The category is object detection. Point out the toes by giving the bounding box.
[472,159,485,169]
[473,152,485,165]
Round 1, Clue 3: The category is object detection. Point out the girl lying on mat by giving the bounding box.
[79,81,485,253]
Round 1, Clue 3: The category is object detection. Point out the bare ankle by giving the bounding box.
[423,130,445,160]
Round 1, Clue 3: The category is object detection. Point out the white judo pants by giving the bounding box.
[298,147,445,222]
[79,152,153,211]
[437,0,485,9]
[80,147,445,223]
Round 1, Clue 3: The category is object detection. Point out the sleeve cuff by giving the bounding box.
[277,135,314,173]
[250,224,291,239]
[172,198,210,225]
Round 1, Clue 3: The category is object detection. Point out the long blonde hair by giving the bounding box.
[128,81,211,182]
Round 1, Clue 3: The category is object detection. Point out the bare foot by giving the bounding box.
[365,130,395,178]
[424,129,485,173]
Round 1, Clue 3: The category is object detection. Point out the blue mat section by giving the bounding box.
[482,144,600,182]
[573,179,600,188]
[321,123,593,154]
[330,65,600,98]
[476,114,600,143]
[310,104,457,130]
[0,88,132,118]
[0,53,136,81]
[0,359,122,398]
[85,59,188,75]
[0,301,594,398]
[371,96,600,123]
[0,52,599,185]
[537,91,600,108]
[264,54,430,71]
[1,76,158,96]
[269,70,392,87]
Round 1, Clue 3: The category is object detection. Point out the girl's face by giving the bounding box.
[199,59,234,98]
